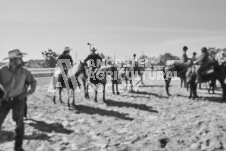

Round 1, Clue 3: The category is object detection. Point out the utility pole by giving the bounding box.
[75,51,77,64]
[87,43,93,54]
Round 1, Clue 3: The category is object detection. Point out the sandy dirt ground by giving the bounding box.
[1,76,226,151]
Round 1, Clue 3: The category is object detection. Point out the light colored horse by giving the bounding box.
[52,61,88,109]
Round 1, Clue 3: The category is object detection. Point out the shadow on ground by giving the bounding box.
[0,130,51,144]
[73,105,133,121]
[121,90,168,99]
[28,119,73,134]
[104,99,158,113]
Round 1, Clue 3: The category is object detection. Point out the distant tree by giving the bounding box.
[42,49,59,68]
[139,54,148,60]
[158,53,179,64]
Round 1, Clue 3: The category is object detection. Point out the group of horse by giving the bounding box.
[51,60,151,109]
[163,49,226,100]
[51,50,226,110]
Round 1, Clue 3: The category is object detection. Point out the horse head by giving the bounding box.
[76,60,88,79]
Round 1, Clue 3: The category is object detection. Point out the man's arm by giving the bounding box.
[84,55,91,63]
[26,70,37,95]
[69,55,73,65]
[194,54,204,64]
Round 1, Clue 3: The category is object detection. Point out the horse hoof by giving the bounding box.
[113,92,115,94]
[188,96,192,99]
[117,92,120,95]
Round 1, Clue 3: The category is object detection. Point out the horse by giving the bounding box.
[186,60,226,100]
[83,63,120,102]
[118,61,153,92]
[52,61,88,109]
[163,60,193,96]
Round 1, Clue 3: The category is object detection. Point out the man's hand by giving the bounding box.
[0,85,6,100]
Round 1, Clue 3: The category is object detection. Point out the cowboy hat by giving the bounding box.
[3,49,27,60]
[63,47,72,52]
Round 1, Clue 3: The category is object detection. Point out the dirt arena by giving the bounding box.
[1,75,226,151]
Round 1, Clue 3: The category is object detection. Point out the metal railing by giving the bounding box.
[29,66,164,77]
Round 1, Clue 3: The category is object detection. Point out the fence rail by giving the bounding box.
[29,66,164,77]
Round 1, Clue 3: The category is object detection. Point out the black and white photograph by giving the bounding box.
[0,0,226,150]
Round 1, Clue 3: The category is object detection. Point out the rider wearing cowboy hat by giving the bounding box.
[84,47,103,74]
[57,47,74,68]
[0,49,37,151]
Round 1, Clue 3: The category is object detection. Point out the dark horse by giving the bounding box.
[52,61,87,109]
[186,61,226,100]
[83,64,120,102]
[163,60,193,96]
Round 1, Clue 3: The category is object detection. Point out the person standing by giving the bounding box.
[0,49,37,151]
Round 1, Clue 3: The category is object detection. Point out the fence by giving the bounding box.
[29,65,164,77]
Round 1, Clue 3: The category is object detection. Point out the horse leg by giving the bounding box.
[188,83,192,99]
[181,78,183,88]
[67,90,70,110]
[94,88,97,102]
[72,89,75,108]
[116,83,120,95]
[59,88,63,103]
[193,82,199,99]
[84,80,89,99]
[103,84,106,102]
[130,80,133,92]
[218,78,226,101]
[125,79,128,91]
[139,73,145,86]
[53,89,56,104]
[112,81,115,94]
[165,78,171,96]
[211,80,216,94]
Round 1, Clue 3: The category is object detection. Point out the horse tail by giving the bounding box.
[162,65,167,81]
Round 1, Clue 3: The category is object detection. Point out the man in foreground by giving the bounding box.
[0,49,37,151]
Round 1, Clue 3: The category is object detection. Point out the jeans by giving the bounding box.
[0,97,25,149]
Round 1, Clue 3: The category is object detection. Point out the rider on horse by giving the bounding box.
[194,47,209,83]
[56,47,81,88]
[57,47,73,73]
[84,47,103,79]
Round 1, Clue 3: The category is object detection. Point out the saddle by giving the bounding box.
[201,66,214,75]
[201,58,214,75]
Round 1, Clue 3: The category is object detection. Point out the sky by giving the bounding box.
[1,0,226,62]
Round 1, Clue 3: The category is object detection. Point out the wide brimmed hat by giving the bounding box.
[63,47,72,52]
[3,49,27,60]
